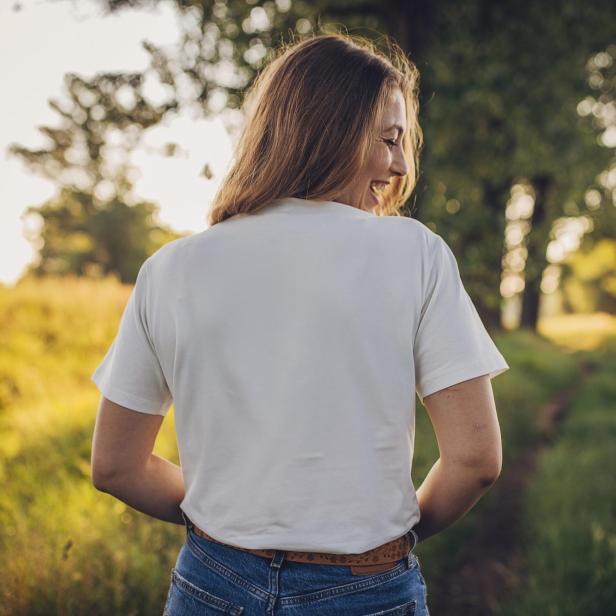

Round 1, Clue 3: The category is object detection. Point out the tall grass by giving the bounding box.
[0,277,181,616]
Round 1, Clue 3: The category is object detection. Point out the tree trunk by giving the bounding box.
[481,179,511,332]
[520,174,552,330]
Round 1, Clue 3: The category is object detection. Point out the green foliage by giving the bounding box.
[21,189,186,283]
[16,0,614,326]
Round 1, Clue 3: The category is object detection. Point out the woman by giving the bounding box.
[91,32,509,615]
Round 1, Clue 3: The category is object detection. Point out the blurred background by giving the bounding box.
[1,1,615,615]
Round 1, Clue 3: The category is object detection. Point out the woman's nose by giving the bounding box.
[391,146,409,177]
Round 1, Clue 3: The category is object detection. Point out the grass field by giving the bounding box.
[0,276,614,615]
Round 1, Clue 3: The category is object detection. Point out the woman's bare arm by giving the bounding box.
[413,374,502,543]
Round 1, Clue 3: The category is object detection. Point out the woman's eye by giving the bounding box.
[384,139,397,148]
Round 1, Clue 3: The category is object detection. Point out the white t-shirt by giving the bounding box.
[92,196,509,553]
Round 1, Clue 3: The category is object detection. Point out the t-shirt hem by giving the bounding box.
[181,505,421,553]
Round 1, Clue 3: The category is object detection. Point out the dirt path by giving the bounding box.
[428,358,595,616]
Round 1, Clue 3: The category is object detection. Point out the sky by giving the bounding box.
[0,0,233,286]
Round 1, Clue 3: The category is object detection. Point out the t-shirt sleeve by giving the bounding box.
[91,259,173,416]
[413,234,510,404]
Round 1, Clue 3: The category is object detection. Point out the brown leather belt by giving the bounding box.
[183,513,418,576]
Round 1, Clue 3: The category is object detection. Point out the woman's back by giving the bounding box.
[92,195,508,555]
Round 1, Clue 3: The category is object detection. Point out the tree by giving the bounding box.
[28,0,616,327]
[21,188,182,283]
[9,71,185,282]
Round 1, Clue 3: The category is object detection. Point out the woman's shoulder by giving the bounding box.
[141,232,206,277]
[374,214,441,252]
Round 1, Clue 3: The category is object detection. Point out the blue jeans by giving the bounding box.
[162,510,430,615]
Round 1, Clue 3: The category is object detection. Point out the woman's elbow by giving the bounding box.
[479,465,501,487]
[477,450,502,486]
[454,447,502,486]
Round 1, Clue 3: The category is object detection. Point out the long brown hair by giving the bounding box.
[207,31,423,226]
